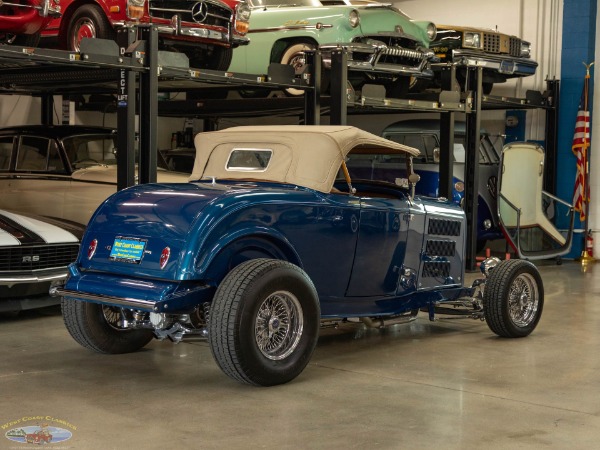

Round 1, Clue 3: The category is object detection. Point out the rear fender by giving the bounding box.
[199,231,302,287]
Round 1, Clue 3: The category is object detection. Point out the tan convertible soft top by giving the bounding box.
[190,125,419,193]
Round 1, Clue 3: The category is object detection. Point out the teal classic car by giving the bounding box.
[228,0,437,96]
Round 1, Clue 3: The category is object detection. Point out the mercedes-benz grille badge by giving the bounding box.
[191,1,208,23]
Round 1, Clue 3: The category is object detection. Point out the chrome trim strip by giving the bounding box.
[249,24,333,33]
[0,271,68,284]
[155,25,229,41]
[51,287,156,310]
[450,49,538,76]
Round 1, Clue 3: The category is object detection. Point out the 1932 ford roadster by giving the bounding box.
[52,126,544,386]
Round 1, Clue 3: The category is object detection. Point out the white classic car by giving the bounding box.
[0,125,189,225]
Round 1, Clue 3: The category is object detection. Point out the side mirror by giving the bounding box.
[433,147,440,163]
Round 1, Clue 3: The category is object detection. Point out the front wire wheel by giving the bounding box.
[208,259,320,386]
[483,259,544,337]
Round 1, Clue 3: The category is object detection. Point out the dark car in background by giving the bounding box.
[382,119,504,250]
[0,0,60,46]
[0,209,83,312]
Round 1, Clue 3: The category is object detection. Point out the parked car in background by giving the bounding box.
[0,209,83,312]
[160,147,195,173]
[38,0,251,70]
[229,0,437,97]
[0,0,60,46]
[0,125,189,226]
[381,119,504,250]
[53,125,543,386]
[426,25,537,94]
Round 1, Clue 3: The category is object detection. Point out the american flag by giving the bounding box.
[572,87,590,222]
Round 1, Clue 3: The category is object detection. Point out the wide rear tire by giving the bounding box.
[61,299,153,353]
[208,259,320,386]
[483,259,544,338]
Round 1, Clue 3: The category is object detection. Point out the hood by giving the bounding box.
[355,7,429,45]
[71,165,190,184]
[0,209,82,247]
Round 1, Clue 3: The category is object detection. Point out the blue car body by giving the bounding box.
[66,179,468,318]
[54,126,543,386]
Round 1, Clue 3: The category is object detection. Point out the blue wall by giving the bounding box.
[558,0,596,255]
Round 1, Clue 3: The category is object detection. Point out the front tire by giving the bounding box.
[280,42,324,97]
[61,299,153,353]
[1,33,40,47]
[483,259,544,338]
[208,259,320,386]
[63,4,114,52]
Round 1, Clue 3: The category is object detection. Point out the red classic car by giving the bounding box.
[38,0,250,70]
[26,430,52,444]
[0,0,60,46]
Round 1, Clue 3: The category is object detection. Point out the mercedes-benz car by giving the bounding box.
[37,0,251,70]
[0,0,61,46]
[52,125,544,386]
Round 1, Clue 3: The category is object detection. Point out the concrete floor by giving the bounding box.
[1,261,599,449]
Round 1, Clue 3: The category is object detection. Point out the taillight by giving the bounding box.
[87,239,98,260]
[159,247,170,269]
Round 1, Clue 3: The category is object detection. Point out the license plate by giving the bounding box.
[499,60,516,75]
[109,237,147,264]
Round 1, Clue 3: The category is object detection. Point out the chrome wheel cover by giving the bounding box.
[255,290,304,360]
[508,273,539,327]
[71,18,97,51]
[287,52,307,75]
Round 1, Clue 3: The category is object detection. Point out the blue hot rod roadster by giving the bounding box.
[52,126,543,386]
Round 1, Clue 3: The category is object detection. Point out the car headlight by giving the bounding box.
[426,22,437,41]
[349,9,360,28]
[463,32,482,49]
[520,41,531,58]
[235,1,251,35]
[454,181,465,193]
[127,0,145,20]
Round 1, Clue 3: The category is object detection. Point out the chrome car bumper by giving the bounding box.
[0,269,67,284]
[450,49,538,77]
[155,23,249,46]
[320,42,435,78]
[51,266,214,313]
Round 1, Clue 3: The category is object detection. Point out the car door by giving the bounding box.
[345,192,412,297]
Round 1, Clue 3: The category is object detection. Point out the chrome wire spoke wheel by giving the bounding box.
[507,273,539,327]
[102,305,128,330]
[255,290,304,360]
